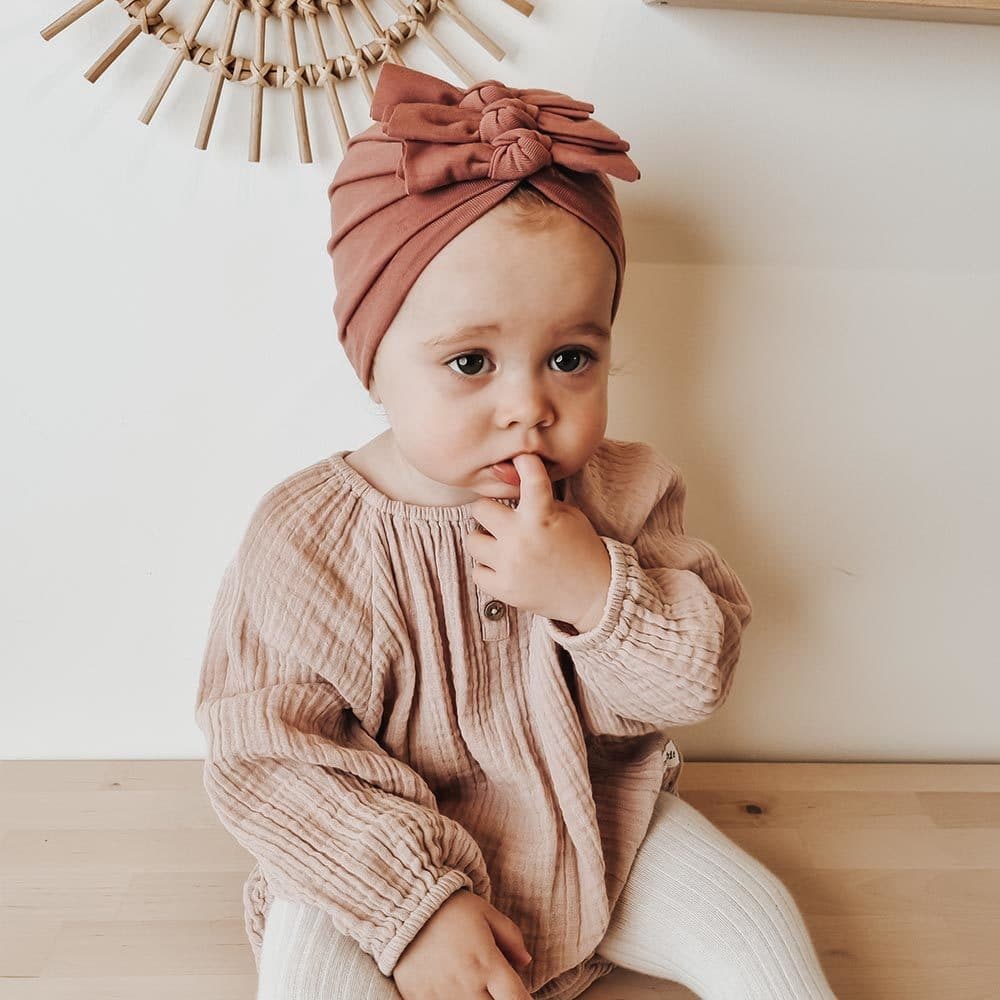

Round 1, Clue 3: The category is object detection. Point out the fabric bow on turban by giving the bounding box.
[372,66,640,194]
[327,62,641,390]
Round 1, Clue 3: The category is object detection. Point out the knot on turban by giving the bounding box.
[372,67,640,195]
[328,63,641,390]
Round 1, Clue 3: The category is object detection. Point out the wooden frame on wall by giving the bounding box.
[643,0,1000,26]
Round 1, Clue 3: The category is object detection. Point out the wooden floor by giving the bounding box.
[1,761,997,999]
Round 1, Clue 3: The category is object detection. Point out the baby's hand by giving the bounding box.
[465,452,612,632]
[392,888,533,1000]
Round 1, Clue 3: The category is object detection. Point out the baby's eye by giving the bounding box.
[550,348,595,375]
[445,348,597,379]
[447,353,490,377]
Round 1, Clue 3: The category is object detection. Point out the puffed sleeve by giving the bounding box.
[194,475,492,978]
[542,455,753,733]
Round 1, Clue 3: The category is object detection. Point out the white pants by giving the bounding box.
[257,790,838,1000]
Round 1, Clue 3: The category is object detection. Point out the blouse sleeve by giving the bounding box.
[194,488,492,979]
[542,459,753,734]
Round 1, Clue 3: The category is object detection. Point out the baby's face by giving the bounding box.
[369,202,617,505]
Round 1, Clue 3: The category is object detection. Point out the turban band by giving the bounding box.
[326,62,641,390]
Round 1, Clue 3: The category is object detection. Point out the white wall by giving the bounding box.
[3,0,997,759]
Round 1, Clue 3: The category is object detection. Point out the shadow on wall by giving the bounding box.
[609,219,805,678]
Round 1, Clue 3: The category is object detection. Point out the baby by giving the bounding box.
[195,63,838,1000]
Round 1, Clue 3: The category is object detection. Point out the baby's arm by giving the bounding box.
[194,494,492,981]
[543,452,753,735]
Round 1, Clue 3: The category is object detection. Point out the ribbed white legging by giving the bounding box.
[256,789,839,1000]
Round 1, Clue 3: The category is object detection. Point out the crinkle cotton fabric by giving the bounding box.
[326,62,641,389]
[194,438,754,999]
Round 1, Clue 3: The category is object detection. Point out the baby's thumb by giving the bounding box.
[483,908,533,968]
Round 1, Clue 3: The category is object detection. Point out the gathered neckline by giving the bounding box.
[327,450,569,522]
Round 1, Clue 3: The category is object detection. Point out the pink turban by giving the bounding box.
[326,62,641,390]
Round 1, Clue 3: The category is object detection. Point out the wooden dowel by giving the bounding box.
[437,0,505,61]
[281,12,312,163]
[495,0,534,15]
[326,3,374,102]
[138,0,214,124]
[249,6,267,162]
[349,0,405,66]
[382,0,474,86]
[84,0,172,83]
[40,0,104,41]
[303,12,351,155]
[195,0,240,151]
[139,50,183,124]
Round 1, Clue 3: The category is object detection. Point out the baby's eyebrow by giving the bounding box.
[423,322,610,350]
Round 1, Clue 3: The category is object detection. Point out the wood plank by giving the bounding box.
[644,0,1000,26]
[1,761,997,998]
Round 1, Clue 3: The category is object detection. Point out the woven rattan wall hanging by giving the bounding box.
[40,0,533,163]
